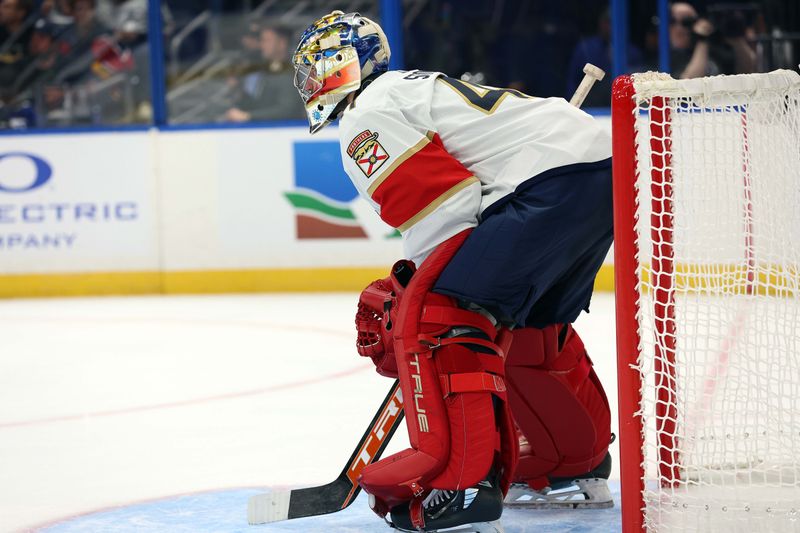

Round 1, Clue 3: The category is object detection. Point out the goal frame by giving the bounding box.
[611,69,800,532]
[611,73,647,533]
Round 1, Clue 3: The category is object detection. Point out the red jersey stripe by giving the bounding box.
[371,134,476,229]
[396,176,479,232]
[366,132,433,196]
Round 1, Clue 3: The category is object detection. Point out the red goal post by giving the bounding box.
[612,70,800,532]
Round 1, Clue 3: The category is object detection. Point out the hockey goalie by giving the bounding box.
[292,11,614,533]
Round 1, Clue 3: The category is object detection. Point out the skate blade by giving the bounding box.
[395,520,505,533]
[428,520,505,533]
[504,478,614,510]
[505,499,614,510]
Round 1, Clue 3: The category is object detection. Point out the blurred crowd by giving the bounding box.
[406,0,799,107]
[562,2,763,106]
[0,0,158,127]
[1,0,798,128]
[222,20,297,122]
[165,15,305,124]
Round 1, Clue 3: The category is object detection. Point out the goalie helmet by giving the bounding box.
[292,11,390,133]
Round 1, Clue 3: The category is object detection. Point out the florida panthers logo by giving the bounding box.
[347,129,389,178]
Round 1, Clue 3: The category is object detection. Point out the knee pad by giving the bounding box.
[505,324,611,486]
[357,231,517,517]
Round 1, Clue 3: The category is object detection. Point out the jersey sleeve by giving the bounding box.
[340,106,481,265]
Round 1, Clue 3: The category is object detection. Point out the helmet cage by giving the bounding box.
[293,46,361,133]
[293,59,323,104]
[292,46,359,104]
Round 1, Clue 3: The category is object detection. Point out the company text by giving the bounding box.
[0,202,138,224]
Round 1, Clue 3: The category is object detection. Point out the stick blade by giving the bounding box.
[247,490,291,525]
[247,477,355,524]
[246,380,404,525]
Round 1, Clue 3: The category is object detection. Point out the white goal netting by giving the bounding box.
[628,70,800,532]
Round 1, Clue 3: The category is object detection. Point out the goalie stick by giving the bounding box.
[247,379,404,525]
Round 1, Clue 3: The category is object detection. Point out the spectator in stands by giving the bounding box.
[97,0,144,38]
[706,7,757,75]
[108,5,148,52]
[11,17,62,95]
[566,8,643,107]
[97,0,173,44]
[224,22,305,122]
[56,0,109,80]
[32,0,108,122]
[220,19,269,88]
[102,8,153,122]
[671,2,717,78]
[670,2,756,79]
[0,0,35,90]
[239,19,264,65]
[39,0,73,35]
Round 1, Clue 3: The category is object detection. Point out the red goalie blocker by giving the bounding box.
[356,230,517,520]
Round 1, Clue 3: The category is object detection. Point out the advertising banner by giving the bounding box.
[0,132,159,274]
[158,126,403,271]
[0,116,613,294]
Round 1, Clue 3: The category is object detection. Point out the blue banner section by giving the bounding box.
[293,141,358,203]
[0,153,52,193]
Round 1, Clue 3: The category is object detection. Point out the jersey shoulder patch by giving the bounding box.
[346,129,390,178]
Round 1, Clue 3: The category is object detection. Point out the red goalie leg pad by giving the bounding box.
[505,324,611,486]
[358,230,516,514]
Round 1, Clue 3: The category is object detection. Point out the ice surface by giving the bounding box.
[0,293,621,532]
[37,486,623,532]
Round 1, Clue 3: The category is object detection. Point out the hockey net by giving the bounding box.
[612,69,800,532]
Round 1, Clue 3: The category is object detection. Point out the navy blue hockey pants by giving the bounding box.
[433,158,613,328]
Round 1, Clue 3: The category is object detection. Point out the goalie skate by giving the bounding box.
[387,475,505,533]
[504,452,613,509]
[503,477,613,509]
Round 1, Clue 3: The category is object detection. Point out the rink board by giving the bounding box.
[0,118,615,297]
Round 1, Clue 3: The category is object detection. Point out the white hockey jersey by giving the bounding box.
[338,70,611,266]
